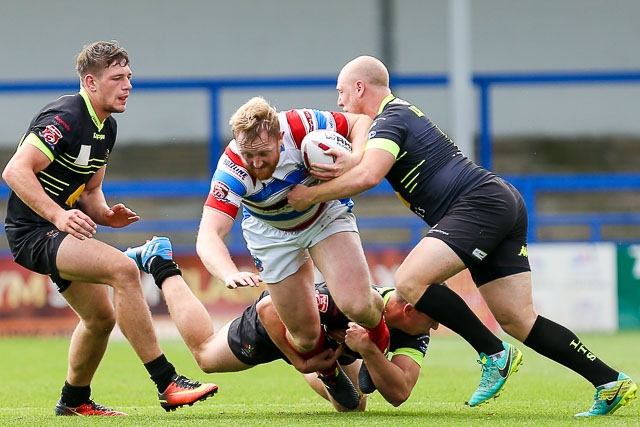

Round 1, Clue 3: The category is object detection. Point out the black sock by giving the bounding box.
[523,316,618,387]
[149,258,182,289]
[414,284,503,355]
[144,354,177,393]
[60,381,91,407]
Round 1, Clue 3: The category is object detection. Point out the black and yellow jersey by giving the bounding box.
[231,283,430,366]
[5,88,116,227]
[366,94,494,225]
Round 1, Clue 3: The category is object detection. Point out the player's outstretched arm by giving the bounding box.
[197,208,262,289]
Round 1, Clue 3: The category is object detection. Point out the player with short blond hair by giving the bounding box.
[194,96,389,408]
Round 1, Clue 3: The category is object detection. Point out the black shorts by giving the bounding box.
[426,176,531,286]
[4,223,71,292]
[227,298,288,366]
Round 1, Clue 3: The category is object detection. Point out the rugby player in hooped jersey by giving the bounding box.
[194,96,390,409]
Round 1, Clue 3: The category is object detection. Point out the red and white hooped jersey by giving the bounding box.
[204,108,353,231]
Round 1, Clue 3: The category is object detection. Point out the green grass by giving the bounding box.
[1,331,638,426]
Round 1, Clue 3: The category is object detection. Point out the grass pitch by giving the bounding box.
[0,331,638,426]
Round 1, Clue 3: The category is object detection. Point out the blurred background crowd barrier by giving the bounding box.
[1,73,639,335]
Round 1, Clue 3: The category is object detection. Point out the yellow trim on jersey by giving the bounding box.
[22,133,55,161]
[377,94,395,115]
[380,289,425,366]
[380,287,395,307]
[395,192,411,208]
[79,87,105,131]
[38,171,66,191]
[65,184,86,207]
[390,347,425,367]
[366,137,400,158]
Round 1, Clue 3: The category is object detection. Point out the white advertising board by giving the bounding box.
[529,242,617,332]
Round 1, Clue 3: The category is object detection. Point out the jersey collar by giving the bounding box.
[79,87,106,132]
[377,93,396,115]
[383,289,394,307]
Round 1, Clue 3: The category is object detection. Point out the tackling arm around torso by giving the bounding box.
[287,148,394,211]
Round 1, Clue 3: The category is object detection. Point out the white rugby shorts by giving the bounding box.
[241,200,358,284]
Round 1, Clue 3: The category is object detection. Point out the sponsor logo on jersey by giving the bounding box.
[45,228,60,239]
[326,114,337,130]
[316,292,329,313]
[472,248,488,260]
[54,115,71,131]
[427,224,449,236]
[93,132,105,140]
[241,344,257,358]
[222,157,249,180]
[414,206,426,219]
[303,110,315,132]
[41,125,62,145]
[212,181,230,200]
[252,256,264,272]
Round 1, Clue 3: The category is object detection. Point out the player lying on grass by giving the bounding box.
[257,280,437,410]
[125,237,438,411]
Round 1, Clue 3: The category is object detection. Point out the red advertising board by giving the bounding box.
[0,251,499,336]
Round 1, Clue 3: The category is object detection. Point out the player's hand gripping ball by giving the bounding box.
[301,130,352,171]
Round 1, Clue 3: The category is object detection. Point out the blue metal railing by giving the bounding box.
[2,71,640,246]
[474,70,640,171]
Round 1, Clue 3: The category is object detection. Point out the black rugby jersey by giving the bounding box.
[5,89,116,227]
[367,94,494,225]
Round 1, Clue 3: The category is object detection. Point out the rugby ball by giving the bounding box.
[301,130,352,171]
